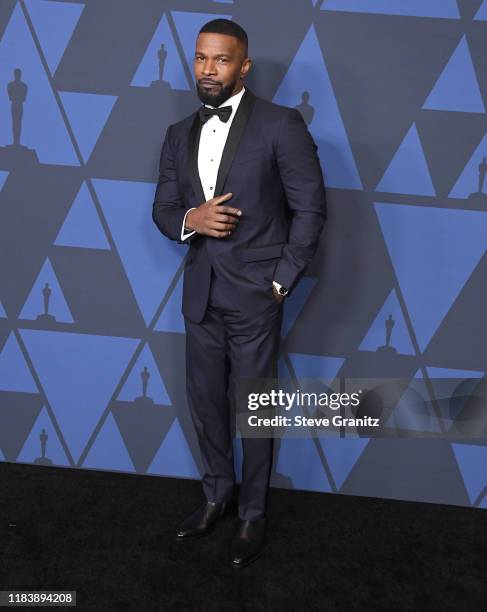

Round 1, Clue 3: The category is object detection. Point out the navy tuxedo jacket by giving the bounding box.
[152,87,327,324]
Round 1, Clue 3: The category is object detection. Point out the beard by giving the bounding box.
[196,77,239,107]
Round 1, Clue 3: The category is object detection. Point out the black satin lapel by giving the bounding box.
[187,112,206,205]
[214,88,257,197]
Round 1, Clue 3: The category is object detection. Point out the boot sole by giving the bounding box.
[230,547,264,569]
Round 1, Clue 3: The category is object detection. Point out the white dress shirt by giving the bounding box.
[180,86,246,241]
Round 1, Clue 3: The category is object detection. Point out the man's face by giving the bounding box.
[194,32,251,107]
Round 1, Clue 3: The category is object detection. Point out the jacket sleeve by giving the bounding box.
[152,124,198,245]
[273,108,327,292]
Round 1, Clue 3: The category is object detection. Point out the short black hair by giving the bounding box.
[199,18,248,57]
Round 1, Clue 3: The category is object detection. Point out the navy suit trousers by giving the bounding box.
[184,265,283,521]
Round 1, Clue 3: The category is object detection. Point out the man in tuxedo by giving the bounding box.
[152,18,326,568]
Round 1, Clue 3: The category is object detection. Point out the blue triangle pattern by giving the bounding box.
[322,0,459,18]
[422,366,484,423]
[19,257,74,323]
[385,377,441,432]
[278,356,293,379]
[59,92,117,162]
[276,436,332,492]
[24,0,84,74]
[289,353,345,380]
[154,274,185,333]
[117,343,171,404]
[0,332,38,393]
[281,277,317,339]
[83,412,136,472]
[148,418,200,478]
[359,289,415,355]
[423,37,485,113]
[54,182,110,250]
[0,170,9,191]
[449,132,487,199]
[93,178,186,325]
[131,13,189,90]
[274,25,362,190]
[17,405,70,466]
[19,329,139,463]
[451,443,487,504]
[474,1,487,20]
[376,124,435,195]
[319,438,370,489]
[0,4,78,164]
[375,203,487,351]
[425,366,484,379]
[0,300,6,318]
[234,437,243,483]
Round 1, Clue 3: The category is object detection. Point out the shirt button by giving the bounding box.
[210,186,213,190]
[210,159,214,162]
[213,130,216,133]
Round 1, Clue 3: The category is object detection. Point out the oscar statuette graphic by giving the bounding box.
[377,314,397,354]
[150,43,171,92]
[34,428,53,465]
[135,365,154,407]
[294,90,314,126]
[0,68,38,166]
[467,156,487,205]
[36,282,56,324]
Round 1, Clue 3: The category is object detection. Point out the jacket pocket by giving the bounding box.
[239,243,285,262]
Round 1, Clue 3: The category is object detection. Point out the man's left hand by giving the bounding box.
[272,285,285,304]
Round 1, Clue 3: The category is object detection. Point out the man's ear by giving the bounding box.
[241,57,252,78]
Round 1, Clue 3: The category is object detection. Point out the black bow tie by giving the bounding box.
[199,105,233,124]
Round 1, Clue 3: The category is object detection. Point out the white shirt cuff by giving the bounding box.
[181,208,197,241]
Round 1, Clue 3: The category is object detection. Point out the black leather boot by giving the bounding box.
[230,517,266,568]
[175,500,229,540]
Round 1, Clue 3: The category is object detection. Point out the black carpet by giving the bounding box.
[1,462,487,611]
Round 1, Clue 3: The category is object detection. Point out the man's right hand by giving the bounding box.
[185,192,241,238]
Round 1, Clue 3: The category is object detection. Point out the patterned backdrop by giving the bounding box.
[1,0,487,511]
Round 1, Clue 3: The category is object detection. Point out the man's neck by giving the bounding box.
[229,83,244,99]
